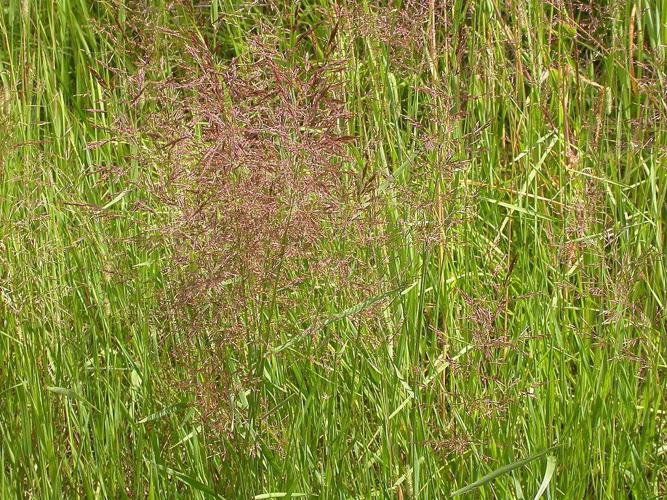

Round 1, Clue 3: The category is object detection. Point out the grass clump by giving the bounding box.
[1,0,666,498]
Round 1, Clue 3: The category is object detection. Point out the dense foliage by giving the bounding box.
[1,1,665,497]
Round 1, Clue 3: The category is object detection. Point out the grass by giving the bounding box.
[1,0,666,498]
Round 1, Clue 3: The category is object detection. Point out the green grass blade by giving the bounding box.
[452,447,559,497]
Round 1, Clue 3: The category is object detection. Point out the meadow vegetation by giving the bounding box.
[1,0,666,497]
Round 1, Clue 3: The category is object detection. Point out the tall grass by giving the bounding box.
[1,0,665,497]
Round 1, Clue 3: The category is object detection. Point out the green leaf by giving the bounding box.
[533,455,556,500]
[137,402,188,424]
[253,493,307,499]
[101,190,129,210]
[155,462,221,498]
[323,286,401,327]
[452,446,558,497]
[46,386,99,412]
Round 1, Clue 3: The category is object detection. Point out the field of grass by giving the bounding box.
[1,0,666,498]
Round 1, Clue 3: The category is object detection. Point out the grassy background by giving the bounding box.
[1,0,666,497]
